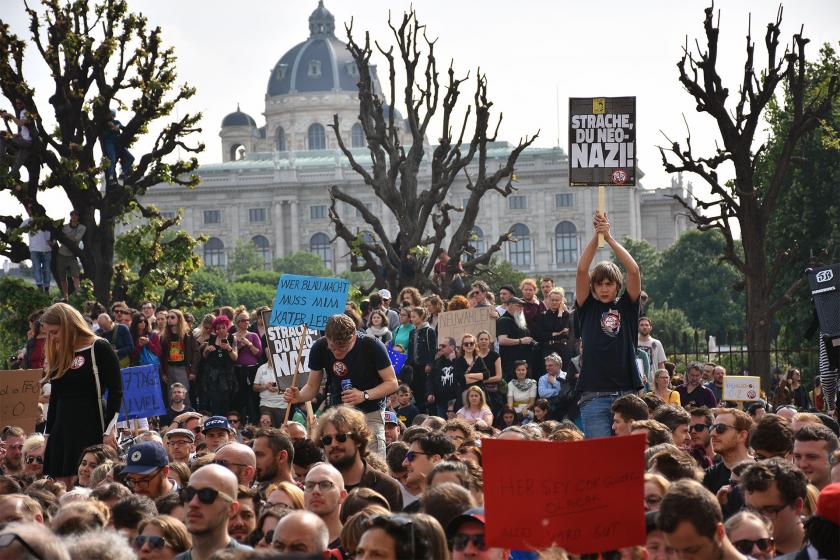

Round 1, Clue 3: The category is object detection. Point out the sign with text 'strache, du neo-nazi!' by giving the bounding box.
[265,322,319,390]
[119,364,167,421]
[569,96,636,186]
[270,274,350,330]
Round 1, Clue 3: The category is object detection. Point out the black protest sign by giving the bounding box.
[265,323,320,390]
[569,97,636,186]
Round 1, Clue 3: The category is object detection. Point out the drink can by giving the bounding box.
[341,379,353,392]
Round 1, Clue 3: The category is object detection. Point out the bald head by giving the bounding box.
[305,463,344,492]
[272,510,329,555]
[215,442,257,486]
[97,313,113,330]
[190,463,239,498]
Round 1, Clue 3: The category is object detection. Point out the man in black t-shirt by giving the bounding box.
[496,298,535,380]
[575,211,642,439]
[284,314,398,457]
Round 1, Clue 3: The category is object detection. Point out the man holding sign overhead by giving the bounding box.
[284,314,398,457]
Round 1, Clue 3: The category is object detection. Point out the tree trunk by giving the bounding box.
[77,207,116,305]
[741,214,773,391]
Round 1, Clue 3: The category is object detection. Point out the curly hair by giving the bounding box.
[314,406,372,459]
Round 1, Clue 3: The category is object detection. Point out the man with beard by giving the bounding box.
[123,441,177,500]
[427,337,459,418]
[401,433,455,512]
[0,426,25,476]
[228,486,258,545]
[251,428,296,498]
[161,384,195,428]
[705,365,726,405]
[315,405,402,511]
[637,317,666,386]
[496,285,515,316]
[176,464,251,559]
[304,462,347,549]
[677,363,717,409]
[519,278,546,336]
[215,442,257,487]
[497,298,534,381]
[702,408,753,495]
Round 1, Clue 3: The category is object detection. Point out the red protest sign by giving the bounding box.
[483,434,646,554]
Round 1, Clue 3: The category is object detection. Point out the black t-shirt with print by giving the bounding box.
[576,291,642,392]
[309,334,391,413]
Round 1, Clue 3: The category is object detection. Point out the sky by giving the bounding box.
[2,0,839,231]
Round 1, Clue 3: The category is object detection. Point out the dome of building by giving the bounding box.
[221,105,257,128]
[266,1,372,97]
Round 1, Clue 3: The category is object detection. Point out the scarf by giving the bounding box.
[511,378,533,392]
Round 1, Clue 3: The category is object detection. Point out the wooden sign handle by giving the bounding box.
[597,186,605,248]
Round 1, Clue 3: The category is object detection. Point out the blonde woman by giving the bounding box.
[40,303,122,489]
[648,368,681,405]
[457,386,494,426]
[264,480,305,510]
[134,514,192,559]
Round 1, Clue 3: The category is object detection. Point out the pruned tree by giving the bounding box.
[659,6,838,386]
[0,0,203,303]
[329,9,537,294]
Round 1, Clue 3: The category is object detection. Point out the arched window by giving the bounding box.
[204,237,226,268]
[276,127,286,152]
[251,235,271,268]
[351,123,365,148]
[229,143,245,161]
[310,232,332,269]
[508,223,531,269]
[307,123,326,150]
[555,221,578,265]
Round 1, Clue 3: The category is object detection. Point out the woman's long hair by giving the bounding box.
[463,385,490,411]
[41,303,96,381]
[129,313,152,342]
[458,334,477,360]
[162,309,190,346]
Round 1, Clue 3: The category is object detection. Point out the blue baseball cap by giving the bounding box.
[123,441,169,475]
[384,411,399,426]
[203,416,233,434]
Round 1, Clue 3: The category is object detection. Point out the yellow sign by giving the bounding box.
[592,98,606,114]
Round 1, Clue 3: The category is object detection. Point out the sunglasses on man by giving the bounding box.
[178,486,234,505]
[320,433,349,446]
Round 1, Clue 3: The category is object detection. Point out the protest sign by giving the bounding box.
[484,434,645,554]
[437,307,497,344]
[569,97,636,186]
[723,375,762,402]
[387,345,408,375]
[0,369,42,433]
[119,365,167,421]
[265,323,319,390]
[270,274,350,329]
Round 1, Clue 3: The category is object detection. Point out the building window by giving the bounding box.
[556,193,574,208]
[310,232,332,269]
[275,64,288,81]
[508,223,531,269]
[351,123,365,148]
[249,208,266,223]
[276,127,286,152]
[203,237,225,268]
[307,60,322,77]
[509,195,527,210]
[251,235,271,268]
[308,123,326,150]
[203,210,220,225]
[311,205,327,219]
[555,221,578,265]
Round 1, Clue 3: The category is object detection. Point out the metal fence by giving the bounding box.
[659,330,820,380]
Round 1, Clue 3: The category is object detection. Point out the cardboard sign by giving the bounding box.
[569,96,636,186]
[484,434,646,554]
[0,369,42,433]
[270,274,349,329]
[387,345,408,375]
[722,375,762,402]
[265,324,319,390]
[437,307,497,345]
[119,365,167,421]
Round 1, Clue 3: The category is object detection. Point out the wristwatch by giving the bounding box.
[363,390,371,401]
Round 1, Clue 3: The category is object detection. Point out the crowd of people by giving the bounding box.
[1,211,838,559]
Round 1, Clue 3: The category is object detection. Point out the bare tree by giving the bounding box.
[660,6,838,385]
[0,0,202,303]
[329,9,537,294]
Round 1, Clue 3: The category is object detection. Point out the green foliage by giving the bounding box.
[188,268,231,310]
[272,252,332,277]
[0,277,51,368]
[758,43,840,347]
[611,237,661,281]
[235,270,281,287]
[646,304,700,356]
[113,212,205,308]
[227,241,265,280]
[227,281,275,311]
[646,230,745,335]
[467,258,526,298]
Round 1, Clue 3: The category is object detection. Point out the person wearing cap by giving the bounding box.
[284,314,398,458]
[807,482,839,560]
[383,410,402,445]
[165,428,196,464]
[315,405,403,511]
[123,441,177,500]
[496,285,515,316]
[203,416,234,452]
[496,297,534,381]
[447,507,508,560]
[371,291,400,331]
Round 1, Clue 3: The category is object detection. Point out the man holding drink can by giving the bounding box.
[284,314,398,457]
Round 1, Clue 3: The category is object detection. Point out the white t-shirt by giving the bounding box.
[22,219,50,252]
[253,363,286,409]
[18,108,32,141]
[638,336,667,370]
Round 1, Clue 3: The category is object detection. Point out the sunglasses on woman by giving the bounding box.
[732,538,774,555]
[178,486,234,505]
[320,433,349,446]
[25,456,43,465]
[133,535,168,550]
